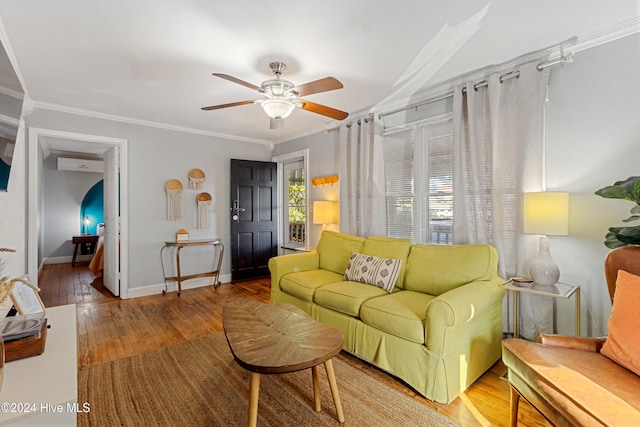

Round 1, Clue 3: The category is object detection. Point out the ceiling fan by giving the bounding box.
[201,62,349,127]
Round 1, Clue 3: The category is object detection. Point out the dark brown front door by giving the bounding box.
[230,159,278,281]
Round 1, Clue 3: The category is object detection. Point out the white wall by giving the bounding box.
[546,33,640,336]
[23,108,272,292]
[42,156,103,259]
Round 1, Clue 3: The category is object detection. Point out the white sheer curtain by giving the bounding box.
[339,116,387,237]
[452,61,550,338]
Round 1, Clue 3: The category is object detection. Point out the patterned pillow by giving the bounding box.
[344,252,402,293]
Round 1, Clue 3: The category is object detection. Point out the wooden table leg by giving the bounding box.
[324,359,344,423]
[176,245,183,296]
[72,243,80,266]
[509,385,520,427]
[248,372,260,427]
[312,365,321,412]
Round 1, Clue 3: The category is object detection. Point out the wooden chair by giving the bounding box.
[604,245,640,302]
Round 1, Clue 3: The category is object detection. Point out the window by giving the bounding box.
[283,160,306,247]
[383,114,453,244]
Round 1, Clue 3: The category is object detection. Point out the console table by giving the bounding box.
[0,304,78,426]
[160,239,224,296]
[71,235,99,266]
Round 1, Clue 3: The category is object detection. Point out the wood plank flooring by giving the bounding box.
[38,261,550,427]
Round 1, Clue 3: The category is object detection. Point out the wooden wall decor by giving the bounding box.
[165,179,183,220]
[188,168,206,190]
[197,192,212,229]
[312,175,338,187]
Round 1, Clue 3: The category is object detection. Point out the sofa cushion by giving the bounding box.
[601,270,640,376]
[343,252,402,293]
[314,281,388,317]
[362,236,412,288]
[404,244,498,295]
[360,290,434,344]
[317,231,365,275]
[280,269,345,303]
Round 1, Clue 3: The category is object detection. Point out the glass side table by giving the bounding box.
[501,280,580,339]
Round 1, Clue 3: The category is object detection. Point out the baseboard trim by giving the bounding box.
[43,255,92,265]
[126,274,232,299]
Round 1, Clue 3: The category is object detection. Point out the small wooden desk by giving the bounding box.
[71,235,99,266]
[160,239,224,296]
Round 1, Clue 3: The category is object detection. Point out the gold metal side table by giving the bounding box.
[501,280,580,339]
[160,238,224,296]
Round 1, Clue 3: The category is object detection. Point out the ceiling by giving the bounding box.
[0,1,638,145]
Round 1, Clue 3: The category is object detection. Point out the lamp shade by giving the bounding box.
[313,201,334,225]
[523,192,569,236]
[261,98,295,120]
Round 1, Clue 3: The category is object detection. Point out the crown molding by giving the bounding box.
[30,100,272,146]
[572,16,640,54]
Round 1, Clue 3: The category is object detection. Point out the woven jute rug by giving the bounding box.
[78,333,460,426]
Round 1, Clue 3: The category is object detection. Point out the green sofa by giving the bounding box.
[269,231,506,403]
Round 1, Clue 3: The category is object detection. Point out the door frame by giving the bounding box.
[273,149,309,254]
[27,127,129,298]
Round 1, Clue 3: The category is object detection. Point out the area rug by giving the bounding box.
[78,333,460,426]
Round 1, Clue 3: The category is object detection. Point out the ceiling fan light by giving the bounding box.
[261,98,295,120]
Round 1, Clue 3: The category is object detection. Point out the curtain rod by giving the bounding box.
[378,53,573,120]
[324,114,372,133]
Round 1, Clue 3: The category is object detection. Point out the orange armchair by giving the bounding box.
[502,246,640,426]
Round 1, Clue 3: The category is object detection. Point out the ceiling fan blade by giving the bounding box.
[201,100,254,111]
[212,73,262,92]
[298,100,349,120]
[292,77,343,97]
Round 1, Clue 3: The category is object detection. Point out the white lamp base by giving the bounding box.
[529,236,560,286]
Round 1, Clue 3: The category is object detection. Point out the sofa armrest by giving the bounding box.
[424,278,505,349]
[538,333,606,353]
[268,251,319,292]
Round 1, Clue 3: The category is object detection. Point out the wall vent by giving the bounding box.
[57,157,104,173]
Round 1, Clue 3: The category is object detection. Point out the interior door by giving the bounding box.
[230,159,278,281]
[102,145,119,296]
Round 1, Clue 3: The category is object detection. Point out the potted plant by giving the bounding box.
[595,176,640,248]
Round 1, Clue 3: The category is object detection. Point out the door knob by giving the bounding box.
[232,200,245,213]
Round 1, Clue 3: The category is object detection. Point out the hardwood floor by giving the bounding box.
[39,261,550,427]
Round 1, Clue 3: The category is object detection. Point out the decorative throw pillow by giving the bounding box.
[343,252,402,293]
[601,270,640,376]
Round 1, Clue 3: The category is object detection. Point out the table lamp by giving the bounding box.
[83,215,91,235]
[313,201,335,230]
[523,192,569,286]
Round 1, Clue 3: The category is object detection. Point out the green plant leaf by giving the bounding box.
[596,177,640,248]
[595,176,640,203]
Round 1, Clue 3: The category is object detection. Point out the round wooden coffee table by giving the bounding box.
[223,298,345,427]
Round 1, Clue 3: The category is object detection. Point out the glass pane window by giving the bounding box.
[383,114,453,245]
[285,163,306,245]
